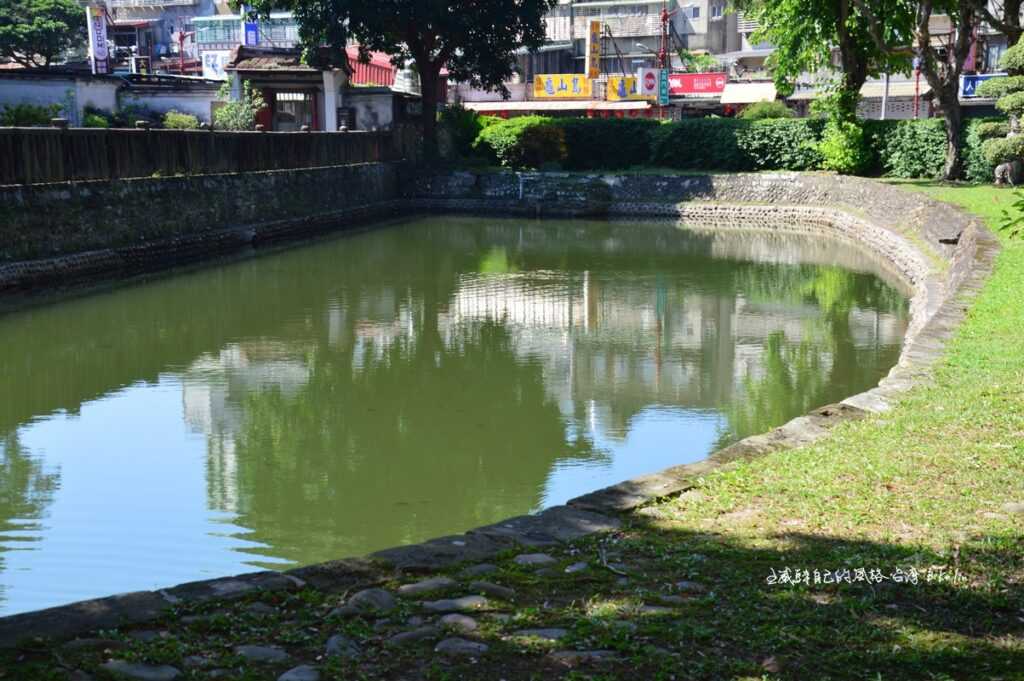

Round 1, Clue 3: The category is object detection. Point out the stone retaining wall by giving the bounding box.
[0,170,1000,647]
[0,162,403,292]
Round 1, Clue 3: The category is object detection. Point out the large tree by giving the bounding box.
[0,0,86,68]
[857,0,976,179]
[736,0,911,120]
[249,0,558,156]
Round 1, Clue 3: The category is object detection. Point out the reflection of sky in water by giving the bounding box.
[0,218,909,616]
[542,406,724,508]
[5,383,280,611]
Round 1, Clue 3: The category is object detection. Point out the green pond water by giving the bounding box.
[0,216,909,616]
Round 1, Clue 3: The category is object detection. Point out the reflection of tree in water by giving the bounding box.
[722,264,908,445]
[224,320,595,567]
[0,433,60,606]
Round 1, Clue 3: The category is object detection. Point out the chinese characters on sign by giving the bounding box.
[534,74,593,99]
[607,76,641,102]
[586,21,602,79]
[85,5,108,75]
[766,566,968,587]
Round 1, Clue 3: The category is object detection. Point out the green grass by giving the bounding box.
[3,181,1023,681]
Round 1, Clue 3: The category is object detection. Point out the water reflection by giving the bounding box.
[0,218,907,614]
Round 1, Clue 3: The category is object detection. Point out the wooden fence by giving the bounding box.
[0,125,421,186]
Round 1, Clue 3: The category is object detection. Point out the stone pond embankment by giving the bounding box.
[0,167,1000,646]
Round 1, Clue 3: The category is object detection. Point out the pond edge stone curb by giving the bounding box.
[0,171,1000,648]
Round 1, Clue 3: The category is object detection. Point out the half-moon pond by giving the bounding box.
[0,216,909,615]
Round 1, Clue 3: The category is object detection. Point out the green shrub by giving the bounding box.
[974,120,1010,140]
[649,117,751,170]
[981,135,1024,165]
[163,110,200,129]
[0,102,62,126]
[738,101,794,120]
[975,75,1024,99]
[736,118,823,170]
[214,81,266,131]
[865,118,946,178]
[964,117,1002,183]
[439,104,485,157]
[553,118,660,170]
[472,116,567,169]
[650,117,823,171]
[818,120,872,175]
[82,112,110,128]
[112,104,163,128]
[996,90,1024,118]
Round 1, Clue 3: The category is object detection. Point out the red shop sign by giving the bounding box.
[668,72,728,95]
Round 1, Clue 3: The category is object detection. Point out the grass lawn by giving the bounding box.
[3,182,1022,681]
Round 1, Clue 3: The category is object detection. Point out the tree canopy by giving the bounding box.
[736,0,911,119]
[248,0,558,154]
[0,0,86,68]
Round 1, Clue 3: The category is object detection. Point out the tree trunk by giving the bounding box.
[836,0,868,121]
[941,94,963,180]
[417,62,441,161]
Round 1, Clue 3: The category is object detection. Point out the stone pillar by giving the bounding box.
[322,70,346,131]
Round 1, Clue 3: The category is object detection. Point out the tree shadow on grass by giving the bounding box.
[556,519,1024,680]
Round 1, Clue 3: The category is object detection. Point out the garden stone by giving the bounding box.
[398,576,456,597]
[439,613,478,633]
[246,602,278,616]
[1002,501,1024,514]
[127,630,162,643]
[332,588,396,616]
[234,645,290,663]
[513,628,568,641]
[657,595,687,605]
[406,615,426,626]
[548,650,619,666]
[513,553,556,567]
[564,561,589,574]
[278,665,320,681]
[470,580,515,601]
[460,563,498,577]
[387,626,441,647]
[325,634,360,658]
[639,605,675,616]
[98,661,181,681]
[181,656,213,669]
[434,637,489,657]
[674,580,708,594]
[421,595,490,613]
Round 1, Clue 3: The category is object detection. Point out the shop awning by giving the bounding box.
[462,100,650,113]
[720,82,777,104]
[788,81,932,101]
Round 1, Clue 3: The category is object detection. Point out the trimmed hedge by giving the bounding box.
[553,118,660,170]
[469,113,999,181]
[473,115,567,168]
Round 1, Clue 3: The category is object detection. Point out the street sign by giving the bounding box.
[586,21,602,79]
[658,69,670,105]
[668,72,727,95]
[961,73,1004,97]
[638,68,660,99]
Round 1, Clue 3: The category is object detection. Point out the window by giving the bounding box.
[711,4,724,19]
[691,6,700,18]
